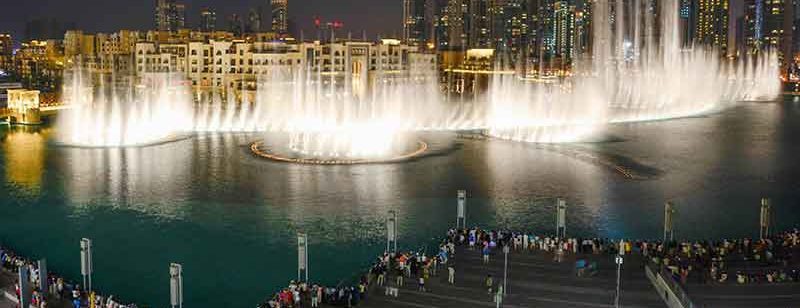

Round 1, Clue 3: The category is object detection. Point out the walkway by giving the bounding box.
[351,246,664,308]
[0,270,72,308]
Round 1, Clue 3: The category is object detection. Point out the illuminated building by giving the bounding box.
[696,0,729,52]
[155,0,186,32]
[271,0,289,34]
[0,34,12,72]
[135,38,434,90]
[403,0,428,46]
[200,8,217,32]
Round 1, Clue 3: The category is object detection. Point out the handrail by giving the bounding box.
[646,260,696,308]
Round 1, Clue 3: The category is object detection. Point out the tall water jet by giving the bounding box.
[248,56,441,162]
[486,0,781,143]
[58,69,194,147]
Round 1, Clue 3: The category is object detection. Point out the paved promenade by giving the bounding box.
[351,246,664,308]
[0,269,72,308]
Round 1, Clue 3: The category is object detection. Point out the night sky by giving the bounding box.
[0,0,403,44]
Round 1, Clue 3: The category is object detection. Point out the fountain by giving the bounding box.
[55,0,781,158]
[58,69,194,147]
[247,61,439,163]
[485,0,781,143]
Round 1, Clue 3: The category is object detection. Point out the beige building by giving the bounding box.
[135,38,436,91]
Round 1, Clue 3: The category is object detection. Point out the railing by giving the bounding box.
[645,260,696,308]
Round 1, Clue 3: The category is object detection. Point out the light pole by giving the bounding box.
[664,202,675,243]
[169,263,183,308]
[615,240,624,308]
[555,199,567,238]
[457,190,466,229]
[297,233,309,282]
[80,238,93,292]
[503,245,509,296]
[760,198,771,239]
[387,210,398,253]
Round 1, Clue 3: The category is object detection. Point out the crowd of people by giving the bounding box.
[257,244,456,308]
[256,277,371,308]
[6,227,797,308]
[443,227,800,288]
[0,244,136,308]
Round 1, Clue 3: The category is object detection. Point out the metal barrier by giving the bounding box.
[645,260,696,308]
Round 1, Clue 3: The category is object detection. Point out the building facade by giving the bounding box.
[271,0,289,34]
[135,38,436,91]
[155,0,186,32]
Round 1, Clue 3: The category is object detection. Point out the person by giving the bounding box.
[396,265,404,287]
[485,274,493,295]
[448,264,455,284]
[310,285,319,307]
[494,285,504,304]
[482,246,491,264]
[418,276,425,292]
[377,266,385,287]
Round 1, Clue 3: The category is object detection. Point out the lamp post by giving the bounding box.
[664,202,675,243]
[555,198,567,238]
[297,233,309,282]
[18,265,31,308]
[457,190,466,229]
[503,244,509,296]
[387,210,398,253]
[80,238,93,292]
[169,263,183,308]
[615,240,624,308]
[760,198,771,239]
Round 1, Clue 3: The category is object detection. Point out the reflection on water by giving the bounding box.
[0,99,799,308]
[2,126,47,195]
[62,138,194,220]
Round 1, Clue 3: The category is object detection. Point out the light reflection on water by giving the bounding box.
[0,99,799,307]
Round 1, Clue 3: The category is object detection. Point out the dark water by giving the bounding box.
[1,98,800,307]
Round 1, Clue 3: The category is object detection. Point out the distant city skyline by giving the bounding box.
[0,0,403,45]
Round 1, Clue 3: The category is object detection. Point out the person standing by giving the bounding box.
[418,276,425,292]
[485,274,493,295]
[311,285,319,307]
[447,264,455,284]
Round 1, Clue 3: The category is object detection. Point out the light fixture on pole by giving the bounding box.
[760,198,771,239]
[664,202,675,243]
[18,265,31,308]
[457,190,466,229]
[555,198,567,238]
[169,263,183,308]
[502,244,509,296]
[615,240,624,308]
[297,233,309,282]
[80,238,93,292]
[387,210,398,253]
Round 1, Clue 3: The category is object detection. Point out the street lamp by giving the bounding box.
[503,245,509,295]
[80,238,93,292]
[615,240,624,308]
[169,263,183,308]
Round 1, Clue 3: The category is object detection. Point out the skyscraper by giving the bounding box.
[403,0,428,46]
[155,0,186,32]
[553,0,575,61]
[762,0,793,64]
[229,14,244,36]
[466,0,491,48]
[696,0,729,52]
[742,0,762,53]
[271,0,289,34]
[248,8,263,33]
[200,8,217,32]
[680,0,697,46]
[445,0,467,48]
